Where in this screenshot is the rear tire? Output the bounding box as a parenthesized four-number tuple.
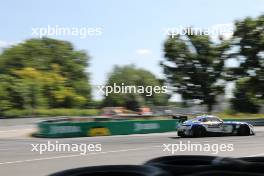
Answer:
(191, 126, 206, 138)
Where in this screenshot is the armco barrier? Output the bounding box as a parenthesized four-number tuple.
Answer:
(34, 119, 180, 138)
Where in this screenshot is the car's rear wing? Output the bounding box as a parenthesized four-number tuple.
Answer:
(172, 115, 188, 123)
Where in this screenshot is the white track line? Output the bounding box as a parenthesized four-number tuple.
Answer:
(0, 129, 21, 133)
(0, 145, 161, 165)
(0, 129, 33, 133)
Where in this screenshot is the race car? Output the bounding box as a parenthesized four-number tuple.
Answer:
(177, 115, 255, 137)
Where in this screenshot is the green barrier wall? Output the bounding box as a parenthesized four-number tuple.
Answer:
(35, 119, 180, 138)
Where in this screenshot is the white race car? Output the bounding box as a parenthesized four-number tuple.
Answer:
(177, 115, 255, 137)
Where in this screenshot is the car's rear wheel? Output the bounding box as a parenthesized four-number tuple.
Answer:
(191, 126, 206, 138)
(238, 125, 250, 136)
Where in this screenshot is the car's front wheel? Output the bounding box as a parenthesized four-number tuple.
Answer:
(178, 131, 185, 137)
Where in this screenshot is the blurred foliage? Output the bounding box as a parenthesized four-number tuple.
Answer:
(0, 14, 263, 116)
(214, 112, 264, 119)
(231, 78, 260, 113)
(0, 38, 91, 115)
(86, 100, 103, 109)
(2, 108, 99, 118)
(162, 14, 264, 113)
(162, 29, 230, 112)
(103, 65, 169, 111)
(228, 14, 264, 112)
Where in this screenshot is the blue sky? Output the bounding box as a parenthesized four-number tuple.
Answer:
(0, 0, 264, 100)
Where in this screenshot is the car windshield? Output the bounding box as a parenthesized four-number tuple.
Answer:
(206, 117, 222, 122)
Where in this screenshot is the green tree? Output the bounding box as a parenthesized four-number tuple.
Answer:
(228, 15, 264, 112)
(0, 38, 91, 110)
(103, 65, 169, 110)
(0, 75, 26, 110)
(231, 78, 260, 113)
(13, 66, 87, 109)
(162, 31, 229, 112)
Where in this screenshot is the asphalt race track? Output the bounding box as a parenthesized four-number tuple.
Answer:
(0, 122, 264, 176)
